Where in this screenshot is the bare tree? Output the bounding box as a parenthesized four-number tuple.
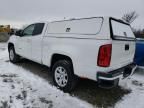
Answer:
(122, 11, 138, 24)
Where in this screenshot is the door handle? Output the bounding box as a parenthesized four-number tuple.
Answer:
(125, 44, 129, 51)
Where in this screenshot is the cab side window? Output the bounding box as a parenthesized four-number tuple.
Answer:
(22, 24, 35, 36)
(33, 23, 45, 36)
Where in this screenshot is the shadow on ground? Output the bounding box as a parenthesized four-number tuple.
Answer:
(72, 80, 130, 108)
(15, 59, 130, 108)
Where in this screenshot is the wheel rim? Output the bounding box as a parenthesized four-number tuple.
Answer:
(10, 49, 14, 61)
(54, 66, 68, 87)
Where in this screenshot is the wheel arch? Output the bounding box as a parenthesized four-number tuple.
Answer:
(50, 53, 74, 72)
(8, 43, 14, 51)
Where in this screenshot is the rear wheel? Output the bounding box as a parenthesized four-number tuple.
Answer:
(52, 60, 78, 92)
(9, 46, 20, 63)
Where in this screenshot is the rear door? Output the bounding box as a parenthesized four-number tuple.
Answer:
(31, 23, 45, 63)
(110, 18, 136, 67)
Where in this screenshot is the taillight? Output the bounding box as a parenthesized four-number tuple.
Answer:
(97, 44, 112, 67)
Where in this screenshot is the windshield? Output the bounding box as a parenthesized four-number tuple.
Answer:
(110, 19, 135, 40)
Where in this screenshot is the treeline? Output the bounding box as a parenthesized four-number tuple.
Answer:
(133, 28, 144, 38)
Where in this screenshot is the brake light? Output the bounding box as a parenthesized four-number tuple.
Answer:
(97, 44, 112, 67)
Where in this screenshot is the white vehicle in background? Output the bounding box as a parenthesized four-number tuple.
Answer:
(8, 17, 137, 92)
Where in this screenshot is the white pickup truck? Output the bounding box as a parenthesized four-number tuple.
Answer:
(8, 17, 137, 92)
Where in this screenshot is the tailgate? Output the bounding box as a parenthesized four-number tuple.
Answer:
(110, 18, 136, 67)
(111, 41, 135, 67)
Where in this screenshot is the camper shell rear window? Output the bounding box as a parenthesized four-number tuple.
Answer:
(110, 18, 136, 41)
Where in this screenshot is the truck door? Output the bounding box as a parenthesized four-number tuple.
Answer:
(17, 24, 35, 59)
(31, 23, 45, 63)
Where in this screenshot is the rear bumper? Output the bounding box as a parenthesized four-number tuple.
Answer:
(97, 63, 137, 86)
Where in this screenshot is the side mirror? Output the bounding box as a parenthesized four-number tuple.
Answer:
(15, 30, 23, 37)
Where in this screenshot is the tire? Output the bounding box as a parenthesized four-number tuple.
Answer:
(9, 46, 20, 63)
(52, 60, 78, 92)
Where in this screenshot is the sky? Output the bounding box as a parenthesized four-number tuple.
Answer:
(0, 0, 143, 29)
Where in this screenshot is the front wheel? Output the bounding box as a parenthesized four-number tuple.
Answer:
(52, 60, 78, 92)
(9, 46, 20, 63)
